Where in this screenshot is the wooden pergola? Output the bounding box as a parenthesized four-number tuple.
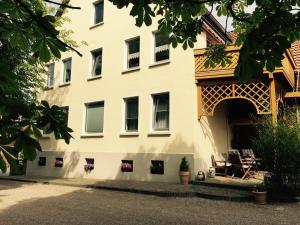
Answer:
(194, 46, 297, 123)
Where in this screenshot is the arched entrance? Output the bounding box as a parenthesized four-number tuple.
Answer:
(197, 81, 272, 117)
(215, 99, 261, 149)
(212, 98, 261, 153)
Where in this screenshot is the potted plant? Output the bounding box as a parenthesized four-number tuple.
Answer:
(179, 157, 189, 185)
(252, 180, 268, 204)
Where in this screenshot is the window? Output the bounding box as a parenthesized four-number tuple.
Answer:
(46, 63, 54, 87)
(121, 160, 133, 172)
(91, 49, 102, 77)
(85, 102, 104, 133)
(150, 160, 164, 174)
(55, 158, 63, 167)
(126, 37, 140, 69)
(63, 58, 72, 83)
(154, 33, 170, 62)
(124, 97, 138, 132)
(153, 93, 169, 130)
(38, 157, 46, 166)
(61, 106, 69, 126)
(94, 1, 104, 24)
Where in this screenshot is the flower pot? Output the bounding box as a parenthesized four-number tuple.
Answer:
(252, 191, 267, 204)
(179, 171, 189, 185)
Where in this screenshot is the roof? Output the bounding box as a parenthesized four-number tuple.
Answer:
(226, 32, 299, 70)
(203, 14, 232, 43)
(291, 40, 300, 70)
(227, 31, 238, 43)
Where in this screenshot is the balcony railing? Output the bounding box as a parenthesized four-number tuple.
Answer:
(194, 46, 295, 88)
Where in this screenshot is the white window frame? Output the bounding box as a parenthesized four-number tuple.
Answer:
(61, 58, 72, 84)
(152, 31, 170, 63)
(61, 106, 69, 126)
(123, 97, 139, 133)
(82, 101, 105, 136)
(125, 36, 140, 70)
(90, 48, 103, 78)
(151, 92, 170, 131)
(46, 63, 55, 87)
(93, 0, 104, 25)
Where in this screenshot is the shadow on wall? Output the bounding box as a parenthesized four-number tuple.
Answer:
(27, 151, 82, 178)
(28, 133, 195, 182)
(196, 101, 229, 172)
(41, 84, 70, 107)
(198, 99, 259, 171)
(30, 84, 76, 178)
(113, 133, 195, 182)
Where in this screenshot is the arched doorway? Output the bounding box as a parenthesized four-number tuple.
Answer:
(214, 98, 260, 151)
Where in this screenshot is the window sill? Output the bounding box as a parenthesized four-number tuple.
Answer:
(43, 86, 54, 91)
(41, 135, 50, 139)
(80, 133, 104, 138)
(89, 22, 104, 30)
(59, 82, 71, 88)
(148, 131, 171, 137)
(122, 67, 140, 74)
(120, 132, 139, 137)
(149, 60, 170, 68)
(87, 75, 102, 81)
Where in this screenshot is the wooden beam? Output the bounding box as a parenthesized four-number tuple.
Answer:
(197, 84, 203, 119)
(269, 76, 277, 124)
(194, 45, 240, 56)
(284, 92, 300, 98)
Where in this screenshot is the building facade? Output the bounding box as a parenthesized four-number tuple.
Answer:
(27, 0, 297, 182)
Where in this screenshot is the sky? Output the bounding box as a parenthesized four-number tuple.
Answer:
(49, 1, 256, 32)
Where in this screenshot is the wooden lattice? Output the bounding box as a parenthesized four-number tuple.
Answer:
(195, 51, 239, 74)
(200, 81, 271, 116)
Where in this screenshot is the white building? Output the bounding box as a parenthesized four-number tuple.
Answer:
(26, 0, 261, 182)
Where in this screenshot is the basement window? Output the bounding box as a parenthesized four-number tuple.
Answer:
(38, 157, 46, 166)
(55, 158, 63, 167)
(150, 160, 164, 175)
(121, 160, 133, 172)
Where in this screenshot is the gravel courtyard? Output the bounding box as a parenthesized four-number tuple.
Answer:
(0, 180, 299, 225)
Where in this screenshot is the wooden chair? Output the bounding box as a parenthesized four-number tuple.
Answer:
(241, 149, 261, 173)
(241, 149, 255, 159)
(211, 155, 231, 176)
(228, 149, 253, 179)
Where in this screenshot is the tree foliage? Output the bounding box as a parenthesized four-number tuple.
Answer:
(0, 0, 78, 173)
(109, 0, 300, 81)
(253, 110, 300, 194)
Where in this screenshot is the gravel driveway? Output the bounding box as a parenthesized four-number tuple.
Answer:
(0, 180, 299, 225)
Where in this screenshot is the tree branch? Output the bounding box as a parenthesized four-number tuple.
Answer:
(227, 0, 252, 24)
(0, 146, 17, 160)
(43, 0, 81, 10)
(15, 0, 82, 57)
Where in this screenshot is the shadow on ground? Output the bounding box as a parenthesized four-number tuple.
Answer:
(0, 184, 300, 225)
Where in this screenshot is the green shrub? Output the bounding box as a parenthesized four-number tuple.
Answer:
(253, 109, 300, 196)
(179, 157, 189, 172)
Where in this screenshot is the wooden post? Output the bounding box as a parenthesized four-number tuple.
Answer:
(269, 74, 277, 124)
(197, 83, 202, 119)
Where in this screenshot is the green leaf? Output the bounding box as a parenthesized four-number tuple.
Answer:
(0, 155, 7, 173)
(32, 125, 42, 139)
(23, 144, 37, 161)
(39, 40, 51, 62)
(135, 15, 143, 27)
(47, 38, 61, 58)
(144, 13, 152, 26)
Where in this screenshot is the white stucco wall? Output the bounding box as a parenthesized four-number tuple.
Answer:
(26, 0, 229, 182)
